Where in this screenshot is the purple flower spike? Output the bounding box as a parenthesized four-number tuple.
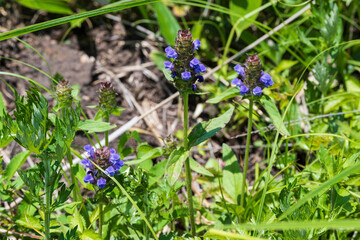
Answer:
(253, 86, 263, 95)
(260, 73, 273, 87)
(232, 78, 243, 87)
(192, 84, 197, 91)
(165, 46, 178, 59)
(239, 85, 249, 95)
(196, 75, 204, 82)
(164, 61, 174, 71)
(234, 64, 245, 78)
(190, 58, 200, 68)
(105, 166, 115, 176)
(97, 178, 106, 189)
(181, 71, 191, 80)
(193, 39, 201, 51)
(84, 174, 94, 184)
(81, 159, 93, 169)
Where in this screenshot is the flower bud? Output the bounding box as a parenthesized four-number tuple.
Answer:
(55, 80, 73, 108)
(98, 81, 117, 114)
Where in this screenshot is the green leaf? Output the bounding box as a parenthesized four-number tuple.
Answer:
(16, 0, 73, 15)
(260, 98, 290, 136)
(16, 216, 42, 230)
(0, 0, 160, 41)
(78, 120, 116, 133)
(205, 228, 264, 240)
(149, 160, 167, 186)
(222, 144, 242, 204)
(207, 87, 239, 104)
(0, 92, 6, 118)
(166, 150, 189, 186)
(80, 230, 101, 240)
(73, 164, 94, 191)
(189, 158, 214, 177)
(153, 2, 181, 45)
(279, 161, 360, 220)
(229, 0, 262, 38)
(224, 219, 360, 231)
(188, 106, 234, 147)
(3, 150, 31, 181)
(125, 147, 162, 165)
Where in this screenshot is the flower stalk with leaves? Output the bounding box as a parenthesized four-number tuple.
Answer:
(163, 29, 206, 236)
(231, 53, 273, 215)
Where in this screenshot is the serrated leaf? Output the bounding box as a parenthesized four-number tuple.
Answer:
(16, 216, 42, 230)
(153, 2, 180, 45)
(3, 150, 31, 181)
(78, 120, 116, 133)
(189, 158, 214, 177)
(166, 150, 189, 186)
(230, 0, 262, 38)
(260, 98, 290, 136)
(188, 106, 234, 147)
(207, 87, 239, 104)
(222, 144, 242, 204)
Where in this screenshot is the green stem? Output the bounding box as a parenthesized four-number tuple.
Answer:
(105, 115, 110, 147)
(183, 92, 196, 236)
(44, 158, 51, 240)
(240, 98, 254, 215)
(99, 203, 103, 237)
(145, 191, 149, 240)
(67, 151, 80, 201)
(256, 131, 280, 224)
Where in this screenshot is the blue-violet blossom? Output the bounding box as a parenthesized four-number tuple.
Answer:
(81, 145, 124, 189)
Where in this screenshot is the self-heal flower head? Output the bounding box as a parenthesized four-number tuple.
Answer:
(232, 78, 243, 87)
(98, 81, 117, 114)
(253, 86, 262, 96)
(190, 58, 200, 68)
(97, 178, 106, 189)
(81, 145, 123, 189)
(165, 46, 178, 59)
(182, 71, 191, 80)
(234, 65, 245, 79)
(239, 85, 249, 95)
(164, 61, 174, 71)
(193, 39, 201, 50)
(162, 29, 205, 93)
(260, 73, 273, 87)
(233, 53, 273, 97)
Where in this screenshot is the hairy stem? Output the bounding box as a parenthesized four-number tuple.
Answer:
(183, 92, 196, 236)
(240, 98, 254, 215)
(99, 203, 103, 237)
(44, 158, 51, 240)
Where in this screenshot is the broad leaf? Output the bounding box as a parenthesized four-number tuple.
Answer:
(16, 0, 73, 15)
(189, 158, 214, 177)
(3, 150, 31, 181)
(207, 87, 240, 104)
(78, 120, 116, 133)
(166, 150, 189, 186)
(188, 106, 234, 147)
(153, 2, 181, 45)
(261, 98, 290, 136)
(222, 144, 242, 204)
(125, 147, 162, 165)
(229, 0, 262, 38)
